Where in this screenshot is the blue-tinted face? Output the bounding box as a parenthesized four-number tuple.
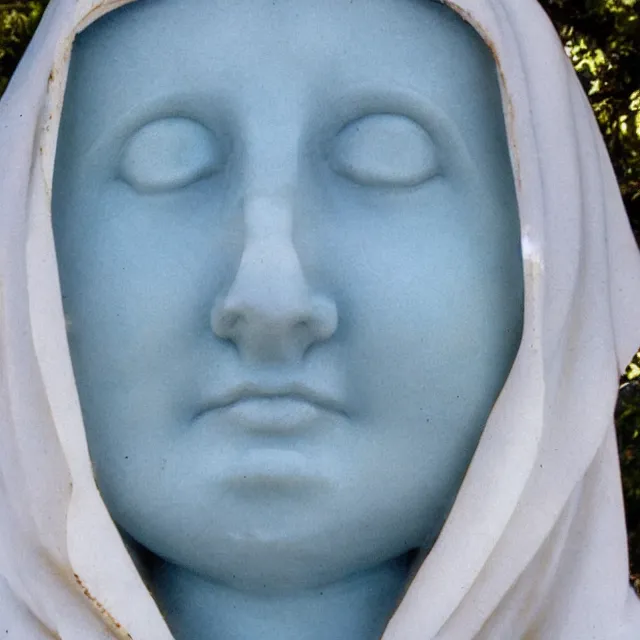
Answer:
(53, 0, 523, 592)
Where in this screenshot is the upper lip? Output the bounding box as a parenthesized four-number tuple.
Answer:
(201, 382, 346, 416)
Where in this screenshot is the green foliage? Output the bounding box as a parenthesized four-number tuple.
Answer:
(0, 1, 47, 95)
(2, 0, 640, 591)
(540, 0, 640, 227)
(617, 365, 640, 591)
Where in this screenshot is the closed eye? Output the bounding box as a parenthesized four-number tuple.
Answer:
(118, 117, 226, 194)
(329, 113, 440, 188)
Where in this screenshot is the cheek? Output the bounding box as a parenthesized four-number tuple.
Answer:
(337, 215, 516, 374)
(54, 197, 220, 469)
(58, 186, 231, 359)
(337, 193, 522, 469)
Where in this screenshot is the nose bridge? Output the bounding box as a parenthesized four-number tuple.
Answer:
(244, 108, 300, 195)
(230, 110, 307, 318)
(238, 192, 306, 308)
(244, 193, 295, 254)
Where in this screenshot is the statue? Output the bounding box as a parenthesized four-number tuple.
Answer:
(0, 0, 639, 638)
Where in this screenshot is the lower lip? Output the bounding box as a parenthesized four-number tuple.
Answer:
(222, 397, 327, 430)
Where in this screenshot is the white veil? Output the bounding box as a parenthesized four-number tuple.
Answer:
(0, 0, 639, 637)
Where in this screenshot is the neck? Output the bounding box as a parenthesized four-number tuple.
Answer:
(148, 554, 411, 640)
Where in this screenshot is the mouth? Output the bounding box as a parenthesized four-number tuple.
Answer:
(199, 383, 346, 431)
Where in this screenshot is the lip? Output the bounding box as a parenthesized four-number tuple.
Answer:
(225, 396, 327, 429)
(198, 382, 346, 430)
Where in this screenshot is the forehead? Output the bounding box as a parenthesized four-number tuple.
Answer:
(77, 0, 479, 56)
(68, 0, 497, 116)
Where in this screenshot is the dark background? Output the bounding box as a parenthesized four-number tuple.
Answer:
(2, 0, 640, 590)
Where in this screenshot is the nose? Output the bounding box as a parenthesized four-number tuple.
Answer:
(211, 194, 337, 363)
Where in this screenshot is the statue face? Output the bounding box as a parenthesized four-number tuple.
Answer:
(53, 0, 523, 591)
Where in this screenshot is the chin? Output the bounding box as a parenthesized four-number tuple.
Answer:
(208, 524, 424, 595)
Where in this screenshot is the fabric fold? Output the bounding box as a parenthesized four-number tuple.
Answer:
(0, 0, 638, 637)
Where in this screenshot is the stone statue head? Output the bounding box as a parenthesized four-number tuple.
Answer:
(52, 0, 524, 636)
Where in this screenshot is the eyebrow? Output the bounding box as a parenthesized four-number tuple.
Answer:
(76, 82, 475, 179)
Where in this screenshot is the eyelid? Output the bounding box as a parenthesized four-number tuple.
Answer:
(329, 113, 440, 188)
(118, 116, 225, 194)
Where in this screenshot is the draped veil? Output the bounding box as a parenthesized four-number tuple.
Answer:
(1, 0, 639, 637)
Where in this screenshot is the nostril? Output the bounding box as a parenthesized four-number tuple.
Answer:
(211, 300, 242, 339)
(310, 296, 339, 342)
(292, 319, 309, 334)
(211, 292, 338, 355)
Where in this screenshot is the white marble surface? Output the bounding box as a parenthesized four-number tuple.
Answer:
(0, 0, 639, 637)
